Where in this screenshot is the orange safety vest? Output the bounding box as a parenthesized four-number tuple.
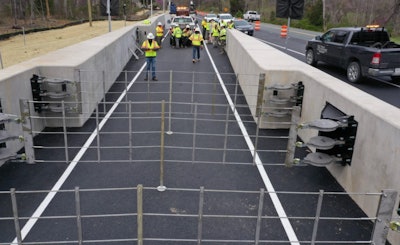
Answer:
(141, 40, 160, 57)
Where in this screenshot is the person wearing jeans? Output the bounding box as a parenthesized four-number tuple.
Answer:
(141, 32, 160, 81)
(189, 27, 204, 63)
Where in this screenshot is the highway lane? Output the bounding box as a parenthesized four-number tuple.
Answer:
(253, 22, 400, 108)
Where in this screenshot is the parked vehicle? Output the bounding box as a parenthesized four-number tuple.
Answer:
(176, 6, 189, 16)
(170, 16, 197, 30)
(305, 26, 400, 83)
(217, 13, 234, 25)
(203, 13, 218, 23)
(243, 11, 260, 22)
(233, 19, 254, 36)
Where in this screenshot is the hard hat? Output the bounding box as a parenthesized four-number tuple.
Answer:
(158, 22, 162, 25)
(195, 27, 200, 32)
(186, 25, 190, 28)
(220, 23, 225, 27)
(147, 33, 155, 39)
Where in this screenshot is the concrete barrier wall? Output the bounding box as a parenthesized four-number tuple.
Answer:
(0, 15, 165, 166)
(226, 29, 400, 244)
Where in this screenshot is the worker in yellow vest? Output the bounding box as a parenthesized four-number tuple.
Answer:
(189, 27, 204, 63)
(155, 22, 164, 48)
(205, 19, 213, 43)
(211, 21, 220, 48)
(227, 20, 234, 29)
(141, 33, 160, 81)
(182, 25, 192, 48)
(173, 24, 183, 48)
(201, 18, 207, 37)
(219, 24, 227, 54)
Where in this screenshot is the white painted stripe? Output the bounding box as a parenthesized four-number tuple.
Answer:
(256, 37, 305, 56)
(10, 63, 147, 245)
(204, 45, 300, 245)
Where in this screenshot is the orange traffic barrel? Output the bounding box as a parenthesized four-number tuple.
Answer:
(280, 25, 287, 38)
(254, 20, 261, 31)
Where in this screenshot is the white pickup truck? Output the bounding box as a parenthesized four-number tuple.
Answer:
(243, 11, 260, 22)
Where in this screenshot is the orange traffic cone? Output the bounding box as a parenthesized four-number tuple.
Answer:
(280, 25, 288, 38)
(255, 20, 261, 31)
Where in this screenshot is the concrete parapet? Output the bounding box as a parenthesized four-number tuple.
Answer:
(226, 29, 400, 244)
(0, 15, 165, 166)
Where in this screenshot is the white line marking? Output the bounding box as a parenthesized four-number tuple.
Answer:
(204, 45, 300, 245)
(10, 63, 147, 245)
(256, 37, 305, 56)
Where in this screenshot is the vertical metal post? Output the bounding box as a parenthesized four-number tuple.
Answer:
(253, 114, 261, 165)
(0, 50, 3, 69)
(255, 73, 265, 117)
(311, 190, 324, 245)
(255, 188, 265, 245)
(197, 186, 205, 245)
(212, 74, 217, 115)
(124, 70, 129, 111)
(157, 101, 167, 192)
(96, 105, 101, 164)
(233, 74, 239, 108)
(284, 106, 301, 167)
(107, 0, 112, 32)
(75, 187, 83, 245)
(10, 188, 22, 245)
(222, 105, 230, 164)
(61, 101, 69, 164)
(129, 101, 133, 162)
(19, 99, 35, 164)
(167, 70, 173, 135)
(192, 103, 198, 164)
(371, 189, 398, 245)
(191, 71, 195, 113)
(137, 184, 143, 245)
(102, 70, 107, 114)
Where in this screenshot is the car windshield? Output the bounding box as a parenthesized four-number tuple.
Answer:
(173, 18, 193, 24)
(234, 20, 248, 26)
(219, 15, 233, 20)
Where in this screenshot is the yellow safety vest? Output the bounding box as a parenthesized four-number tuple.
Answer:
(156, 26, 163, 37)
(173, 27, 182, 38)
(212, 23, 219, 37)
(141, 40, 160, 57)
(219, 28, 227, 40)
(189, 33, 203, 46)
(201, 19, 207, 28)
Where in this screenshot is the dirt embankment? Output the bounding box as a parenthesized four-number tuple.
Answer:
(0, 20, 141, 68)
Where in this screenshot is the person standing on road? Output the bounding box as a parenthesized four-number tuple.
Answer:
(173, 24, 183, 48)
(201, 18, 207, 37)
(155, 22, 164, 48)
(219, 24, 227, 54)
(141, 33, 160, 81)
(211, 21, 220, 48)
(189, 27, 204, 63)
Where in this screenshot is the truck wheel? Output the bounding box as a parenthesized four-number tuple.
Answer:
(347, 61, 362, 83)
(305, 49, 317, 66)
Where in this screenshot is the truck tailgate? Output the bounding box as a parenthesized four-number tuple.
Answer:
(381, 49, 400, 68)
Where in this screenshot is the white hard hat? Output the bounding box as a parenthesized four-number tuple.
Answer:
(147, 33, 155, 39)
(220, 24, 225, 27)
(186, 25, 190, 28)
(158, 22, 162, 25)
(195, 27, 200, 32)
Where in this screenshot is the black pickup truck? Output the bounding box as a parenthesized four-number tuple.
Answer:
(305, 27, 400, 83)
